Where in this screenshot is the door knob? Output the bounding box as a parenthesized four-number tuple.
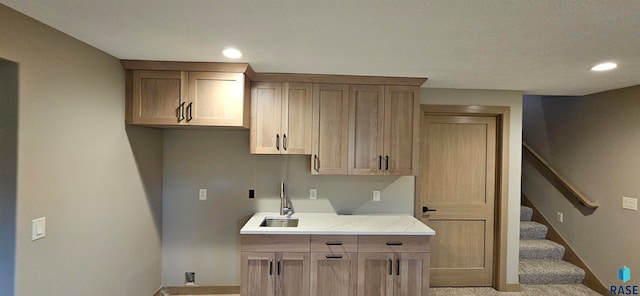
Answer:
(422, 206, 437, 213)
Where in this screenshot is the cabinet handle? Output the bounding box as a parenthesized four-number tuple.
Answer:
(277, 258, 281, 276)
(283, 134, 287, 151)
(388, 259, 393, 275)
(325, 242, 343, 246)
(186, 102, 193, 122)
(177, 102, 185, 122)
(325, 255, 343, 259)
(276, 134, 280, 151)
(386, 242, 403, 246)
(385, 156, 389, 171)
(269, 259, 273, 276)
(397, 259, 400, 276)
(379, 155, 382, 170)
(314, 155, 320, 172)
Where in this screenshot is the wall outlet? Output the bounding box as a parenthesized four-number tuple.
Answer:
(556, 212, 564, 223)
(249, 189, 255, 199)
(373, 190, 381, 201)
(623, 196, 638, 211)
(199, 189, 207, 201)
(309, 188, 317, 200)
(32, 217, 46, 241)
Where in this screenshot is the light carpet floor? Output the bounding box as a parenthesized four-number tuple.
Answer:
(173, 284, 602, 296)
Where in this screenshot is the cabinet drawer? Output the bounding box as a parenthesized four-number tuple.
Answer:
(241, 234, 310, 252)
(311, 235, 358, 253)
(357, 235, 430, 253)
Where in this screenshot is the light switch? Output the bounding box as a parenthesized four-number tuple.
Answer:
(373, 191, 381, 201)
(32, 217, 46, 241)
(623, 196, 638, 211)
(199, 189, 207, 201)
(556, 212, 564, 223)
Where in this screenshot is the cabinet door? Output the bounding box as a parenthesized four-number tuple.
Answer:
(310, 253, 357, 296)
(357, 253, 394, 296)
(394, 253, 430, 296)
(282, 83, 313, 154)
(251, 82, 283, 154)
(383, 86, 420, 175)
(131, 70, 187, 125)
(311, 84, 349, 174)
(187, 72, 248, 127)
(277, 253, 310, 296)
(241, 252, 276, 296)
(348, 85, 385, 175)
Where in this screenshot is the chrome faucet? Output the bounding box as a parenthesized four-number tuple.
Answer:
(280, 182, 293, 216)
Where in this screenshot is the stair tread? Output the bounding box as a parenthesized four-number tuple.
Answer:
(520, 221, 548, 239)
(521, 206, 533, 221)
(520, 239, 565, 260)
(519, 259, 585, 285)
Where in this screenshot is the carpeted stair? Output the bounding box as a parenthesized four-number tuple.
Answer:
(519, 206, 586, 285)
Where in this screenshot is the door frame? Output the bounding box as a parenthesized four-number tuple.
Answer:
(415, 105, 516, 292)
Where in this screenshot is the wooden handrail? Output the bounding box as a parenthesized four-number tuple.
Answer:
(523, 142, 599, 209)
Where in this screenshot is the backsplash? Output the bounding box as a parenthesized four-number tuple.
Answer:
(161, 129, 414, 286)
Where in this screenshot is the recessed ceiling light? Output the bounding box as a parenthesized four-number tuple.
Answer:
(222, 48, 243, 59)
(591, 62, 617, 72)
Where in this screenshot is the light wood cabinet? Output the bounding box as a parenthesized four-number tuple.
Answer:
(311, 84, 350, 174)
(348, 85, 420, 176)
(251, 82, 313, 154)
(357, 235, 430, 296)
(124, 61, 250, 128)
(310, 253, 358, 296)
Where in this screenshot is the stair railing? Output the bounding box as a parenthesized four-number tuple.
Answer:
(523, 142, 599, 209)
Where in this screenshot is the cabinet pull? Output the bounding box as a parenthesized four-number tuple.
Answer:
(388, 259, 393, 275)
(283, 134, 287, 151)
(397, 259, 400, 275)
(269, 259, 273, 276)
(186, 102, 193, 122)
(314, 155, 320, 172)
(276, 134, 280, 151)
(177, 102, 185, 122)
(386, 242, 403, 246)
(325, 255, 343, 259)
(385, 156, 389, 171)
(379, 155, 382, 170)
(325, 242, 343, 246)
(277, 258, 281, 276)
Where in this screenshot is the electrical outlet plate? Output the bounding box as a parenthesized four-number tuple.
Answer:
(623, 196, 638, 211)
(32, 217, 46, 241)
(199, 189, 207, 200)
(309, 189, 317, 200)
(373, 191, 381, 201)
(556, 212, 564, 223)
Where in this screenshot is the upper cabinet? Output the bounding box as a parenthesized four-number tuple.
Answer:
(123, 61, 251, 128)
(311, 84, 350, 175)
(251, 82, 313, 154)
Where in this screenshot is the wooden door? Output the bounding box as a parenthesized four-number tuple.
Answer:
(251, 82, 283, 154)
(241, 252, 276, 296)
(418, 115, 496, 286)
(131, 70, 187, 125)
(384, 86, 420, 175)
(348, 85, 385, 175)
(187, 72, 247, 127)
(311, 84, 349, 175)
(394, 253, 430, 296)
(310, 253, 357, 296)
(282, 83, 313, 154)
(357, 253, 394, 296)
(277, 253, 310, 296)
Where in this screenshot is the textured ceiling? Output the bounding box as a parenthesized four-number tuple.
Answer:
(2, 0, 640, 95)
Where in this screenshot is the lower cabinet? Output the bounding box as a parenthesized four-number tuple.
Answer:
(241, 234, 430, 296)
(357, 252, 430, 296)
(241, 252, 310, 296)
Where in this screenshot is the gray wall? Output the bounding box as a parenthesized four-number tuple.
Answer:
(522, 87, 640, 286)
(421, 88, 523, 285)
(162, 129, 414, 285)
(0, 4, 164, 296)
(0, 59, 18, 296)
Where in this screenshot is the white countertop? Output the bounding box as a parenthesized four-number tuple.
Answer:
(240, 212, 436, 235)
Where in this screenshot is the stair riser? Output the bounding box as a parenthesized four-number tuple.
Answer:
(520, 229, 548, 240)
(519, 274, 584, 285)
(521, 206, 533, 221)
(520, 248, 564, 260)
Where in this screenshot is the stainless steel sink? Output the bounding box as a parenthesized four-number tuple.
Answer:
(260, 217, 299, 227)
